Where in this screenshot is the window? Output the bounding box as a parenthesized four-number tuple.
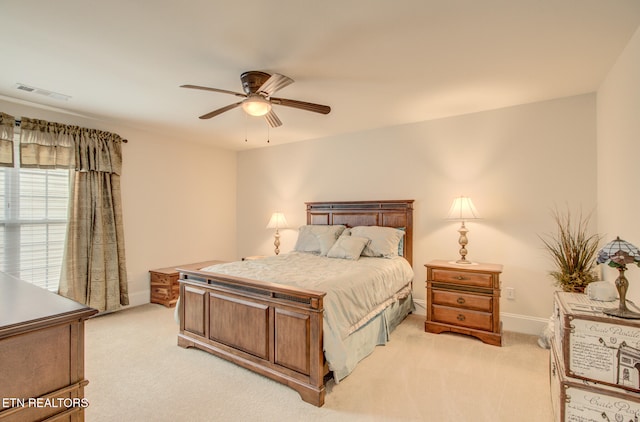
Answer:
(0, 125, 69, 291)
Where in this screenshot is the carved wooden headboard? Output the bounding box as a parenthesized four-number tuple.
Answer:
(305, 200, 414, 266)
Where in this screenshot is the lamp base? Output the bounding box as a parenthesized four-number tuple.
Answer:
(603, 307, 640, 319)
(455, 222, 471, 264)
(448, 260, 479, 266)
(273, 229, 281, 256)
(604, 268, 640, 319)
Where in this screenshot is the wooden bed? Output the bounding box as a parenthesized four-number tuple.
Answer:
(177, 200, 414, 406)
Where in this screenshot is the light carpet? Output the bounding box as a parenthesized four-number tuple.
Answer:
(84, 304, 553, 421)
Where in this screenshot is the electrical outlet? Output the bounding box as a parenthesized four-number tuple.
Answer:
(505, 287, 516, 300)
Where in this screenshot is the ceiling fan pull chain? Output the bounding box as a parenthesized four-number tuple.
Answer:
(267, 124, 270, 144)
(244, 113, 248, 142)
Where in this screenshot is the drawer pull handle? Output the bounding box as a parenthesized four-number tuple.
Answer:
(457, 314, 466, 321)
(454, 276, 468, 281)
(457, 297, 465, 304)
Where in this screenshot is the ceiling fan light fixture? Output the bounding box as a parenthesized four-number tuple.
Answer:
(181, 71, 330, 127)
(242, 95, 271, 116)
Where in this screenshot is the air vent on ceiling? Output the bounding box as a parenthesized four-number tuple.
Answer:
(15, 83, 71, 101)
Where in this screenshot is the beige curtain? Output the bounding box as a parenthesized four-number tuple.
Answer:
(60, 131, 129, 311)
(0, 112, 15, 167)
(19, 118, 75, 168)
(20, 117, 129, 311)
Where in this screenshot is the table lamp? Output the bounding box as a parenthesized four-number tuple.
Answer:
(447, 196, 480, 264)
(266, 212, 288, 255)
(596, 236, 640, 319)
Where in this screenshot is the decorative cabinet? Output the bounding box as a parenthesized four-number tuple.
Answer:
(550, 292, 640, 421)
(425, 260, 502, 346)
(150, 266, 181, 307)
(150, 260, 225, 307)
(0, 274, 97, 421)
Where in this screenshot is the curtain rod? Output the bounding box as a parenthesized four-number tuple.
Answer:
(14, 119, 128, 143)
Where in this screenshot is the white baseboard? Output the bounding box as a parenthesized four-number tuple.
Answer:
(413, 298, 427, 315)
(124, 289, 150, 308)
(411, 299, 548, 336)
(500, 312, 549, 336)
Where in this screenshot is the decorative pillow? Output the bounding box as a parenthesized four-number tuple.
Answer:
(397, 227, 406, 257)
(294, 225, 346, 254)
(326, 236, 370, 260)
(315, 231, 341, 256)
(350, 226, 405, 258)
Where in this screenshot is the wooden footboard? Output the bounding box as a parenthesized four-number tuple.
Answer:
(177, 268, 327, 406)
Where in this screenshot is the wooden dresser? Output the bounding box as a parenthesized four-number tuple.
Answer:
(150, 260, 225, 307)
(0, 273, 97, 422)
(425, 260, 503, 346)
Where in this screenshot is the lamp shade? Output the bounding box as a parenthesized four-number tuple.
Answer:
(242, 95, 272, 117)
(597, 236, 640, 269)
(447, 196, 480, 221)
(266, 212, 288, 229)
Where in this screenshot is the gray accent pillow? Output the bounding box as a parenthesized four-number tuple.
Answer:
(326, 236, 370, 260)
(350, 226, 405, 258)
(294, 225, 346, 254)
(315, 231, 340, 256)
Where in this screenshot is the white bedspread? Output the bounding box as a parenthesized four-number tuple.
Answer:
(200, 251, 414, 379)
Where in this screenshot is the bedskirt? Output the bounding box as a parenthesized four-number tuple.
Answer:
(331, 290, 414, 381)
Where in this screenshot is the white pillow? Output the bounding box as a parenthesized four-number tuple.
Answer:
(294, 225, 346, 254)
(315, 231, 340, 256)
(326, 236, 370, 260)
(350, 226, 405, 258)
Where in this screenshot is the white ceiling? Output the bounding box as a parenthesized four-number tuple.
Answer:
(1, 0, 639, 151)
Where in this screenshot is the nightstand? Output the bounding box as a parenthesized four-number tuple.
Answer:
(150, 260, 224, 307)
(425, 259, 503, 346)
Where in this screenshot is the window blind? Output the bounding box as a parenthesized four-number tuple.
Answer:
(0, 124, 69, 291)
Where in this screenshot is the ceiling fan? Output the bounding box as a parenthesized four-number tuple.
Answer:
(181, 71, 331, 128)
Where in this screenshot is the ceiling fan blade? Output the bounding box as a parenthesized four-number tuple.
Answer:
(270, 97, 331, 114)
(257, 74, 294, 97)
(181, 84, 246, 98)
(199, 102, 243, 119)
(264, 109, 282, 128)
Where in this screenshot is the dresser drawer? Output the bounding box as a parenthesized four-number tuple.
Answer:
(432, 290, 492, 312)
(431, 268, 493, 288)
(431, 305, 493, 331)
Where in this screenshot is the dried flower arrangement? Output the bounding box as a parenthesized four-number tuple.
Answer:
(540, 207, 601, 293)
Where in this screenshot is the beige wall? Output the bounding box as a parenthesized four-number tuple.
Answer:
(0, 99, 237, 306)
(237, 94, 597, 333)
(9, 40, 634, 333)
(4, 22, 637, 332)
(597, 27, 640, 301)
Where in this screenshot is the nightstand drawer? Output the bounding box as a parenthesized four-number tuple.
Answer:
(151, 273, 176, 286)
(432, 290, 492, 312)
(425, 260, 503, 346)
(431, 268, 493, 288)
(150, 260, 225, 308)
(151, 285, 172, 299)
(432, 305, 493, 331)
